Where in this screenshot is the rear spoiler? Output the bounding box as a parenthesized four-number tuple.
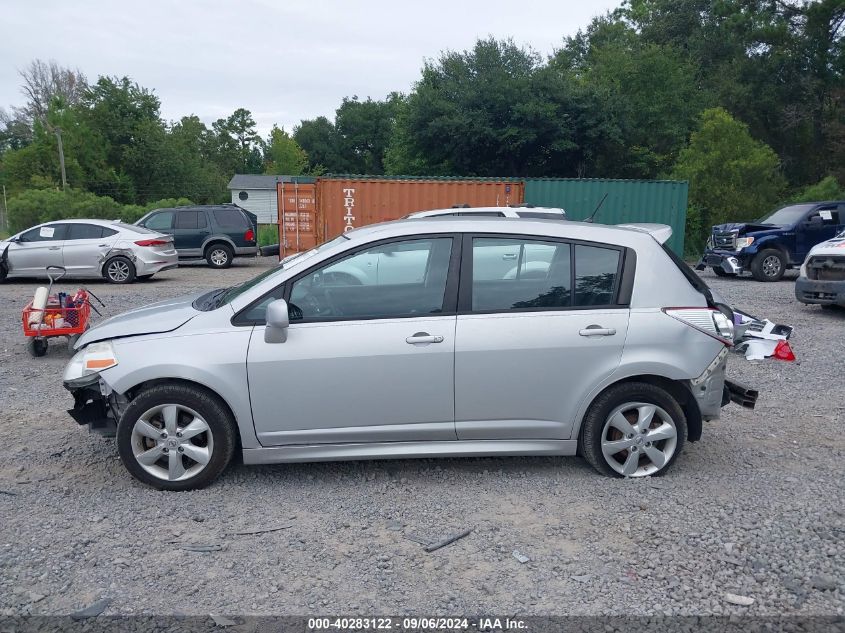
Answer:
(616, 223, 673, 245)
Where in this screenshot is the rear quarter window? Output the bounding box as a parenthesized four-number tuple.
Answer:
(213, 209, 249, 228)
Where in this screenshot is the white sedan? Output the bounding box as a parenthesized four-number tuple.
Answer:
(0, 219, 178, 284)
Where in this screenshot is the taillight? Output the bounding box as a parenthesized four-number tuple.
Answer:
(244, 229, 255, 242)
(134, 239, 170, 247)
(663, 307, 734, 346)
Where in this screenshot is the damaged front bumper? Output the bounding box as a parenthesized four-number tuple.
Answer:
(696, 250, 745, 274)
(64, 375, 126, 437)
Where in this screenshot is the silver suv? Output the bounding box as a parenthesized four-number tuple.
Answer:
(63, 216, 755, 490)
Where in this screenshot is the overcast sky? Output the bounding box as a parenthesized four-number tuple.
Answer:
(2, 0, 619, 137)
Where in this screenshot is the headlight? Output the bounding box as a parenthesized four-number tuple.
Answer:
(63, 341, 119, 382)
(736, 237, 755, 249)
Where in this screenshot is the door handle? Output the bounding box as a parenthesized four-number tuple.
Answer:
(502, 253, 518, 260)
(406, 332, 444, 345)
(48, 246, 61, 251)
(579, 326, 617, 337)
(98, 244, 109, 247)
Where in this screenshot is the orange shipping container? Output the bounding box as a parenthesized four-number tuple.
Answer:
(276, 181, 319, 258)
(318, 178, 524, 240)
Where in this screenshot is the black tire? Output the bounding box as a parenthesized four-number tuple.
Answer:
(103, 256, 136, 284)
(205, 243, 234, 269)
(750, 249, 786, 282)
(27, 337, 48, 357)
(0, 264, 7, 282)
(712, 267, 735, 277)
(117, 383, 237, 491)
(579, 382, 687, 478)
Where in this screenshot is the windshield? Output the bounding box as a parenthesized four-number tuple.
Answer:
(214, 234, 351, 308)
(757, 204, 814, 226)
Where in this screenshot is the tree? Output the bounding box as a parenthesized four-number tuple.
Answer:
(390, 37, 596, 176)
(554, 15, 706, 177)
(17, 59, 88, 124)
(294, 116, 343, 173)
(672, 108, 786, 253)
(334, 95, 402, 173)
(212, 108, 264, 174)
(264, 126, 308, 175)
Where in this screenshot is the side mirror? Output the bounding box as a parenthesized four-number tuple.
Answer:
(264, 299, 290, 344)
(806, 215, 823, 226)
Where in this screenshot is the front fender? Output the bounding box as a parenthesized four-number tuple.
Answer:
(102, 328, 261, 448)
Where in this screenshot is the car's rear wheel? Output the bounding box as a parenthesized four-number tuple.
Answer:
(116, 384, 236, 490)
(580, 382, 687, 478)
(104, 256, 136, 284)
(206, 244, 233, 269)
(712, 267, 735, 277)
(750, 249, 786, 282)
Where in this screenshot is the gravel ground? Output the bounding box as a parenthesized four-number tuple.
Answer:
(0, 260, 843, 617)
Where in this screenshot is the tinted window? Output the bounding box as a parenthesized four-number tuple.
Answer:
(144, 211, 173, 231)
(213, 209, 248, 228)
(101, 227, 118, 237)
(471, 238, 571, 311)
(20, 224, 68, 242)
(814, 206, 840, 224)
(175, 210, 207, 229)
(574, 245, 620, 306)
(289, 238, 452, 321)
(67, 224, 104, 240)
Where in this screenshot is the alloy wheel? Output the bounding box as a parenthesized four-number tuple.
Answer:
(762, 255, 782, 278)
(601, 402, 678, 477)
(210, 249, 229, 266)
(107, 260, 131, 282)
(130, 404, 214, 482)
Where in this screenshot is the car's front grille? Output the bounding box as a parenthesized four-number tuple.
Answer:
(713, 233, 736, 250)
(807, 255, 845, 281)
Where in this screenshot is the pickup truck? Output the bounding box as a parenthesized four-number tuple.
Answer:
(696, 201, 845, 281)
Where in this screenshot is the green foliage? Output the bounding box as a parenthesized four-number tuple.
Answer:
(264, 126, 307, 175)
(672, 108, 786, 253)
(791, 176, 845, 202)
(6, 188, 193, 233)
(257, 224, 279, 247)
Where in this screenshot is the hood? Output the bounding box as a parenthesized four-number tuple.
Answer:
(807, 233, 845, 258)
(75, 292, 203, 349)
(712, 222, 781, 235)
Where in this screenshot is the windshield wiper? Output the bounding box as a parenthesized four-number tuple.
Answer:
(199, 287, 228, 311)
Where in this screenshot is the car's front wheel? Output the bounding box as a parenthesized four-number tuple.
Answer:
(117, 384, 236, 490)
(750, 249, 786, 282)
(580, 382, 687, 478)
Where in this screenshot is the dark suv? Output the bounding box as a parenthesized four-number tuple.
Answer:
(136, 205, 258, 268)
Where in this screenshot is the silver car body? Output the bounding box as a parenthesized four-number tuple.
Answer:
(65, 217, 736, 470)
(1, 219, 177, 280)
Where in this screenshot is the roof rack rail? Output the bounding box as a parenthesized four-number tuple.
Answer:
(508, 203, 535, 208)
(450, 203, 471, 208)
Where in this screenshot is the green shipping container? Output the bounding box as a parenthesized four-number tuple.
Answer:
(524, 178, 689, 255)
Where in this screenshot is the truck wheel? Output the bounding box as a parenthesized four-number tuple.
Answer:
(712, 267, 735, 277)
(750, 249, 786, 282)
(206, 244, 233, 269)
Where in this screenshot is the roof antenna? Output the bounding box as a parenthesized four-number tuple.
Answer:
(584, 193, 608, 223)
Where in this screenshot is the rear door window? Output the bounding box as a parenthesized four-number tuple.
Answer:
(67, 224, 105, 240)
(175, 210, 208, 229)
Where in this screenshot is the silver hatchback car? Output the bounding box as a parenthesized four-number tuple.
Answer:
(63, 217, 756, 490)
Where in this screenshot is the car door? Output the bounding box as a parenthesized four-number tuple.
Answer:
(245, 236, 459, 446)
(173, 209, 209, 254)
(796, 205, 841, 259)
(62, 223, 120, 276)
(454, 235, 630, 441)
(6, 224, 68, 277)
